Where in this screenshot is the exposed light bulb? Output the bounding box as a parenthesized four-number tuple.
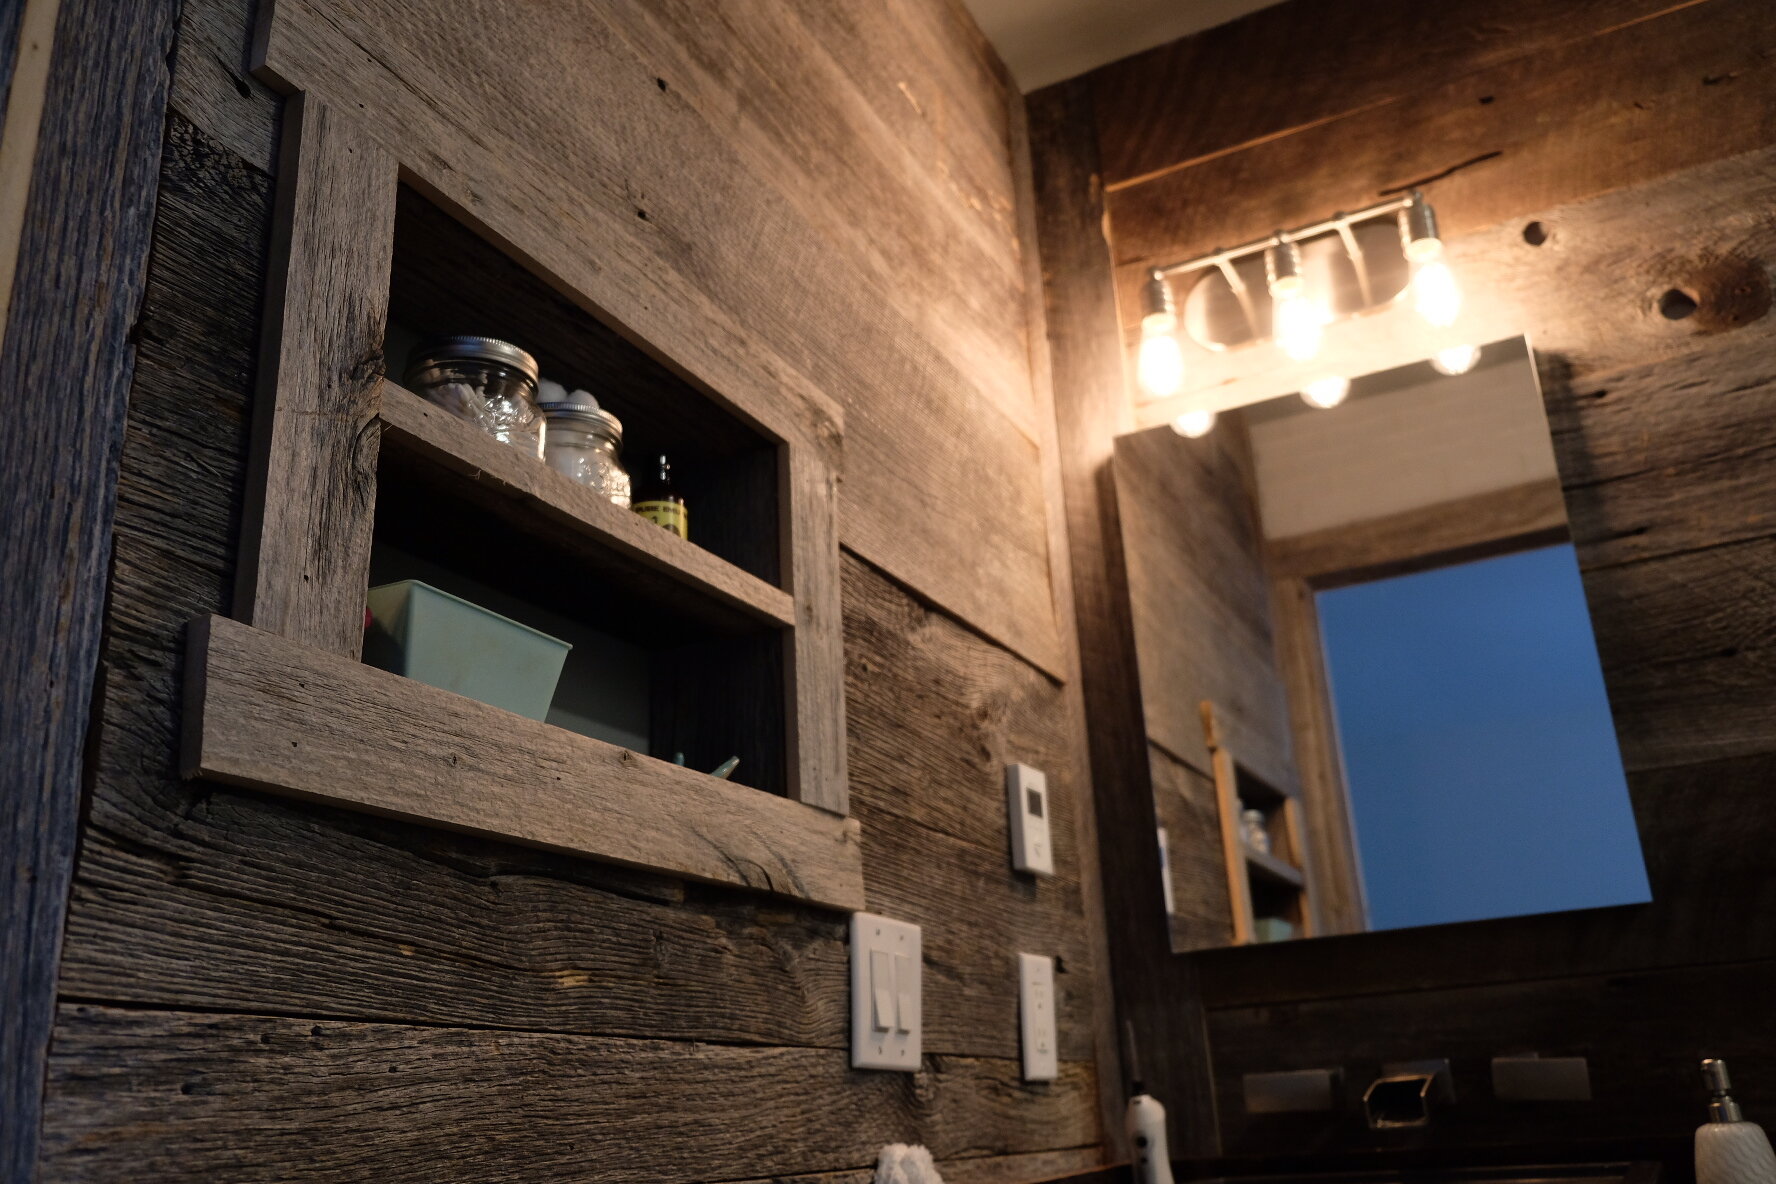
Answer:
(1272, 289, 1325, 362)
(1137, 311, 1185, 396)
(1411, 256, 1462, 328)
(1172, 407, 1216, 438)
(1431, 343, 1481, 375)
(1301, 375, 1350, 409)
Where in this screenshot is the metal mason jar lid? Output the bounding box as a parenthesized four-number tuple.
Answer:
(406, 336, 539, 384)
(539, 389, 623, 443)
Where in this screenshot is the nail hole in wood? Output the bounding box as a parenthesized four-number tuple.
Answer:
(1522, 221, 1549, 247)
(1659, 288, 1699, 320)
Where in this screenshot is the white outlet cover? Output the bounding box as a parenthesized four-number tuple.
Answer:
(1018, 952, 1058, 1081)
(851, 912, 922, 1071)
(1006, 763, 1054, 876)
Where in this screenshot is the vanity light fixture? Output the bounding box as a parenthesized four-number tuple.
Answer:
(1137, 190, 1466, 435)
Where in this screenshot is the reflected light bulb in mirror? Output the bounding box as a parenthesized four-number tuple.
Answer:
(1410, 250, 1462, 328)
(1172, 407, 1216, 438)
(1271, 287, 1324, 362)
(1301, 375, 1350, 409)
(1137, 311, 1185, 396)
(1431, 343, 1481, 375)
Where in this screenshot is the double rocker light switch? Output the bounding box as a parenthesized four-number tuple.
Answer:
(851, 912, 921, 1071)
(1006, 763, 1054, 876)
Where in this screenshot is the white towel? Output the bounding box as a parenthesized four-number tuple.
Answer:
(875, 1143, 944, 1184)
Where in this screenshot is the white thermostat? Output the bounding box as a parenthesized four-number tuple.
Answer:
(1006, 763, 1054, 876)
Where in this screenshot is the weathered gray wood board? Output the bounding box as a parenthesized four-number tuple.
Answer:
(41, 1006, 1100, 1183)
(0, 0, 178, 1177)
(1206, 958, 1776, 1153)
(41, 12, 1111, 1158)
(250, 0, 1066, 679)
(1104, 0, 1776, 284)
(1085, 0, 1690, 188)
(1113, 421, 1295, 795)
(1265, 478, 1570, 587)
(183, 614, 866, 912)
(234, 93, 395, 658)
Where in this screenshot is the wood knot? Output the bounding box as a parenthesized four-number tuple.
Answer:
(1664, 256, 1771, 333)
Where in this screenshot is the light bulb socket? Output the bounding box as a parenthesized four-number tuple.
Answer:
(1401, 191, 1443, 261)
(1141, 269, 1176, 320)
(1265, 238, 1304, 296)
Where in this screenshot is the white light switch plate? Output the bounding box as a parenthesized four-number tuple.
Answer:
(1018, 952, 1058, 1081)
(1006, 763, 1054, 876)
(851, 912, 921, 1071)
(1156, 826, 1176, 916)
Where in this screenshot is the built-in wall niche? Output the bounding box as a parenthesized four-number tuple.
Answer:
(185, 96, 857, 913)
(1235, 766, 1311, 943)
(384, 184, 781, 586)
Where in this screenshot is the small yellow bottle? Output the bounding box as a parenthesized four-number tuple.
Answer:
(632, 453, 688, 541)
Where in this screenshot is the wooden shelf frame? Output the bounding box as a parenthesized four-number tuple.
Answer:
(194, 92, 856, 909)
(1202, 701, 1320, 944)
(1243, 845, 1305, 889)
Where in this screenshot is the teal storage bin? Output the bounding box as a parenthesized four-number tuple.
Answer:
(364, 580, 571, 720)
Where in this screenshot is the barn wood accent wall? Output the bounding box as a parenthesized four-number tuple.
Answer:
(0, 0, 177, 1177)
(1049, 0, 1776, 1157)
(33, 0, 1114, 1179)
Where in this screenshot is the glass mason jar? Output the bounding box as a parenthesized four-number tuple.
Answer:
(405, 336, 544, 458)
(540, 390, 631, 506)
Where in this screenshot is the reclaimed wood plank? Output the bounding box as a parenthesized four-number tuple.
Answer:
(1086, 0, 1692, 188)
(1152, 745, 1235, 954)
(182, 614, 866, 912)
(377, 381, 796, 632)
(0, 0, 178, 1174)
(1267, 578, 1367, 936)
(1265, 479, 1570, 586)
(40, 1006, 1101, 1183)
(1114, 422, 1295, 793)
(1105, 0, 1776, 273)
(786, 443, 849, 814)
(235, 93, 396, 657)
(1547, 327, 1776, 570)
(1205, 959, 1776, 1155)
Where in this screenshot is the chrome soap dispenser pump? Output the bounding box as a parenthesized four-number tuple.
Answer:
(1698, 1059, 1776, 1184)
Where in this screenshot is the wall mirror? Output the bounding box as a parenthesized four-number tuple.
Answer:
(1115, 337, 1652, 951)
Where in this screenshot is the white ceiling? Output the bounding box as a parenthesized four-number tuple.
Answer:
(963, 0, 1286, 92)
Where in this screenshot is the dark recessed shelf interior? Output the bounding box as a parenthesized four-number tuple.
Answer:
(369, 185, 795, 798)
(369, 456, 788, 798)
(384, 183, 781, 588)
(1236, 764, 1307, 932)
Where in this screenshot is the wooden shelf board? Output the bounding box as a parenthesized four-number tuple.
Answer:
(376, 381, 795, 634)
(1244, 845, 1305, 889)
(182, 615, 864, 912)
